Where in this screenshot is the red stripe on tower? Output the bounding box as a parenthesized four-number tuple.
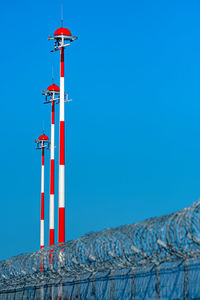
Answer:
(59, 121, 65, 165)
(50, 159, 55, 195)
(42, 147, 44, 166)
(61, 47, 64, 77)
(59, 207, 65, 244)
(41, 193, 44, 220)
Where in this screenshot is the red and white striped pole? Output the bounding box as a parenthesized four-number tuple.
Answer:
(41, 146, 45, 249)
(50, 98, 55, 245)
(43, 84, 60, 246)
(48, 27, 77, 245)
(59, 46, 65, 244)
(35, 134, 49, 249)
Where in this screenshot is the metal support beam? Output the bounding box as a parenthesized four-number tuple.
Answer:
(155, 265, 160, 300)
(184, 260, 189, 300)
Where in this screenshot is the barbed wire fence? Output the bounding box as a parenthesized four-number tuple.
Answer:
(0, 201, 200, 299)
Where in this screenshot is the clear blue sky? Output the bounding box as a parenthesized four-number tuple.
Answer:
(1, 0, 200, 260)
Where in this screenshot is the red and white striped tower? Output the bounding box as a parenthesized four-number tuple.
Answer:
(35, 134, 50, 248)
(48, 27, 77, 244)
(42, 84, 60, 246)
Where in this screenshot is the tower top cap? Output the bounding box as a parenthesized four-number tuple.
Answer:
(38, 134, 49, 141)
(47, 84, 60, 92)
(54, 27, 72, 36)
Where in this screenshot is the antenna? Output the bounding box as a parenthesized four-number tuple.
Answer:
(52, 66, 54, 84)
(42, 120, 45, 134)
(61, 4, 63, 27)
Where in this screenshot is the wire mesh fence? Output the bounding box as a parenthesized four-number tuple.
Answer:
(1, 259, 200, 299)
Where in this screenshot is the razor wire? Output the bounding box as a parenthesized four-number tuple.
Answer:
(0, 201, 200, 291)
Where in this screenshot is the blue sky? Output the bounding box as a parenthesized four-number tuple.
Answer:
(1, 0, 200, 260)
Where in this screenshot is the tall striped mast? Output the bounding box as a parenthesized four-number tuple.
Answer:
(35, 134, 50, 248)
(48, 24, 77, 244)
(42, 83, 60, 246)
(41, 146, 45, 249)
(59, 44, 65, 244)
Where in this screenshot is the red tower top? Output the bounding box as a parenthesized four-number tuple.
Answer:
(54, 27, 72, 36)
(38, 134, 49, 141)
(47, 84, 60, 92)
(48, 26, 77, 50)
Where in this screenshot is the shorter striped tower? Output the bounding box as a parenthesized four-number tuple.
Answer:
(35, 134, 50, 249)
(43, 84, 60, 246)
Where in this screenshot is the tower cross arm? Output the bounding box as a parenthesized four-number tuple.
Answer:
(48, 35, 78, 41)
